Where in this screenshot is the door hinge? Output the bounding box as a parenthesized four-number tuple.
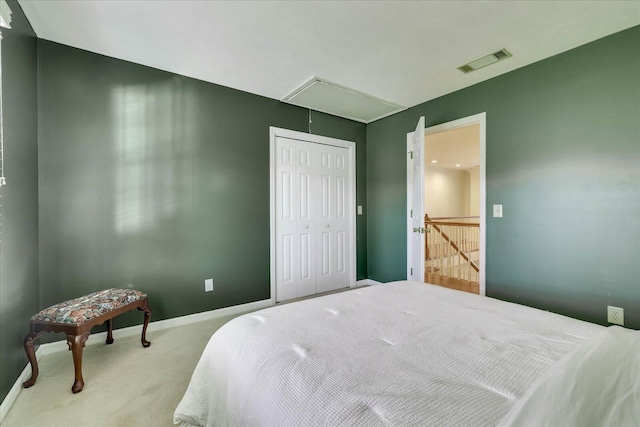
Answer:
(410, 268, 413, 276)
(410, 209, 413, 218)
(409, 151, 413, 159)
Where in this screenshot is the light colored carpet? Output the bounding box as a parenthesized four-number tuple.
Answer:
(2, 313, 239, 427)
(2, 286, 361, 427)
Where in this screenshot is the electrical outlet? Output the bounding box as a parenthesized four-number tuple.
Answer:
(607, 305, 624, 326)
(205, 278, 214, 292)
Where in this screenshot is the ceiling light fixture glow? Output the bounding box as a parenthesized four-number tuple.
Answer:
(431, 160, 438, 164)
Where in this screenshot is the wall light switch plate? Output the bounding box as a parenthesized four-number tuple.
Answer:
(493, 204, 503, 218)
(205, 278, 214, 292)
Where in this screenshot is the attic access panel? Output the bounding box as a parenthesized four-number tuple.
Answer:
(282, 77, 405, 124)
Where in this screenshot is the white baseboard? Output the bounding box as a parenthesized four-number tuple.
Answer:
(0, 348, 46, 424)
(0, 298, 272, 423)
(356, 279, 384, 286)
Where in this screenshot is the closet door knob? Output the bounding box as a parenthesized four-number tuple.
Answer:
(303, 225, 309, 229)
(325, 224, 330, 228)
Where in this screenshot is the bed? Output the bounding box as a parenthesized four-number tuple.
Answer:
(174, 281, 639, 426)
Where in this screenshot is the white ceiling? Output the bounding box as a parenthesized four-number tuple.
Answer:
(426, 124, 480, 170)
(18, 1, 640, 120)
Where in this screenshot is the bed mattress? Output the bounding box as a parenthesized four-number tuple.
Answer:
(174, 281, 604, 426)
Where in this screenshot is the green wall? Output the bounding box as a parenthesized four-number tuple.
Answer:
(0, 0, 39, 404)
(367, 26, 640, 329)
(37, 40, 367, 327)
(2, 7, 637, 406)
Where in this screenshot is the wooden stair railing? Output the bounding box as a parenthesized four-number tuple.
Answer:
(425, 214, 480, 275)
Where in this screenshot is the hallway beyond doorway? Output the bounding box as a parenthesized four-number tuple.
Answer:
(424, 272, 479, 295)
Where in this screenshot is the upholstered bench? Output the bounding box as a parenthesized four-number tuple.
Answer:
(22, 288, 151, 393)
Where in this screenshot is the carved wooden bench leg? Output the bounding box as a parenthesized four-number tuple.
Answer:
(67, 331, 91, 393)
(22, 331, 44, 388)
(106, 318, 114, 345)
(138, 302, 151, 348)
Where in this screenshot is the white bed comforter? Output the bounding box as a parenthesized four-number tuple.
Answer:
(498, 325, 640, 426)
(174, 281, 603, 427)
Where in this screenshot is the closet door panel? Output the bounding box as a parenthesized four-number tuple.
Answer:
(329, 146, 350, 290)
(275, 137, 299, 302)
(295, 140, 318, 298)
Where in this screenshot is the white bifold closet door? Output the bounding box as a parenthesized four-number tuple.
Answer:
(275, 136, 351, 302)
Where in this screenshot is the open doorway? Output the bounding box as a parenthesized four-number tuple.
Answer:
(424, 124, 480, 293)
(406, 113, 486, 295)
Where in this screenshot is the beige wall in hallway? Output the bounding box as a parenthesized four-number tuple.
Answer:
(468, 167, 480, 216)
(425, 166, 479, 218)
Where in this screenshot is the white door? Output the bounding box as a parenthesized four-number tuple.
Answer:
(273, 132, 354, 302)
(274, 137, 316, 301)
(316, 143, 350, 294)
(407, 117, 425, 281)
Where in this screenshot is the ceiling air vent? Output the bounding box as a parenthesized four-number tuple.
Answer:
(457, 49, 512, 74)
(493, 49, 509, 60)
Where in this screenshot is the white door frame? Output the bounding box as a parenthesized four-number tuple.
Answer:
(269, 127, 357, 304)
(406, 112, 487, 296)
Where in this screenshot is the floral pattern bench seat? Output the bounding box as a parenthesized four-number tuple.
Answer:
(23, 288, 151, 393)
